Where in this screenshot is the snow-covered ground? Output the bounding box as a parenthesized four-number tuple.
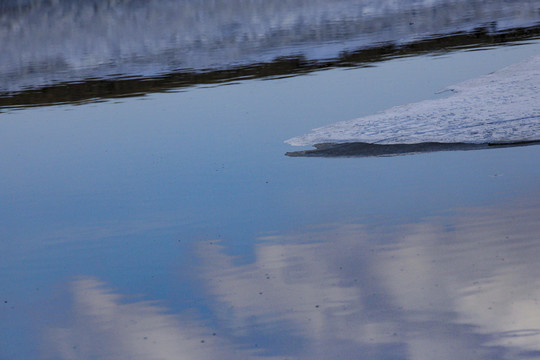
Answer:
(286, 53, 540, 147)
(2, 0, 540, 94)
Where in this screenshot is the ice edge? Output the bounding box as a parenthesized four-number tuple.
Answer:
(286, 54, 540, 148)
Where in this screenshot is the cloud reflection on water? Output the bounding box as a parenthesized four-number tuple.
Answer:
(45, 278, 259, 360)
(197, 197, 540, 359)
(49, 195, 540, 359)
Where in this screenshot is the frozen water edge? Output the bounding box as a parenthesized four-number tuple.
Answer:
(284, 141, 540, 157)
(286, 54, 540, 147)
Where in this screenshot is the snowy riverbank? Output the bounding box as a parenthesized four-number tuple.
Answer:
(286, 53, 540, 148)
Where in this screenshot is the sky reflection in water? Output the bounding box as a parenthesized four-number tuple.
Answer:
(2, 44, 540, 359)
(44, 194, 540, 360)
(2, 0, 540, 359)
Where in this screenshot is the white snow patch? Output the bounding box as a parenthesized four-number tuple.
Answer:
(286, 54, 540, 146)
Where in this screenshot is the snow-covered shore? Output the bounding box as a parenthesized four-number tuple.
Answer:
(2, 0, 540, 94)
(286, 54, 540, 147)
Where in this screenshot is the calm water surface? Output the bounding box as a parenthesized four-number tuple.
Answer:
(2, 1, 540, 359)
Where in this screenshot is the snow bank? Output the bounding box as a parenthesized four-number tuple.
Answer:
(286, 54, 540, 146)
(2, 0, 540, 94)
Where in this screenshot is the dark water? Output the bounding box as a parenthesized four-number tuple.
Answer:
(2, 1, 540, 359)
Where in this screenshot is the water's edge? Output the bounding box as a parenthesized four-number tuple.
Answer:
(286, 140, 540, 157)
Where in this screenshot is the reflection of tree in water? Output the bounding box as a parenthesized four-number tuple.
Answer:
(48, 195, 540, 359)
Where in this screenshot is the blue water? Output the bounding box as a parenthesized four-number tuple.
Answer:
(2, 1, 540, 358)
